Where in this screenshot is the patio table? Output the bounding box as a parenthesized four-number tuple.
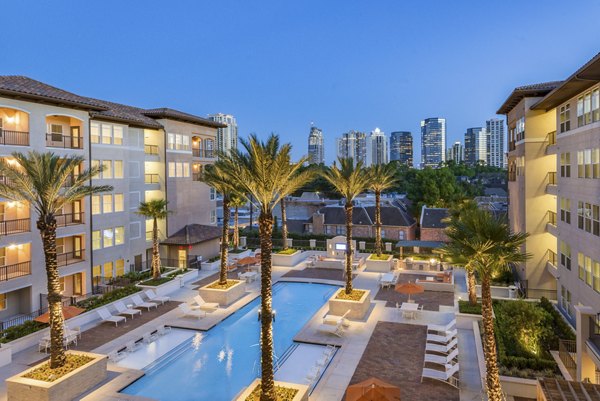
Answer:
(399, 302, 419, 319)
(240, 271, 257, 283)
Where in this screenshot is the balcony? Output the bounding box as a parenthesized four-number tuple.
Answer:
(0, 261, 31, 281)
(546, 211, 558, 236)
(55, 212, 84, 227)
(546, 249, 559, 278)
(46, 133, 83, 149)
(546, 131, 557, 154)
(144, 144, 159, 155)
(145, 174, 160, 184)
(57, 249, 85, 267)
(546, 172, 557, 194)
(0, 218, 30, 235)
(547, 211, 557, 226)
(0, 130, 29, 146)
(192, 148, 215, 158)
(192, 172, 202, 181)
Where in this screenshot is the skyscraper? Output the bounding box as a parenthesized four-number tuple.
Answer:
(336, 130, 367, 164)
(390, 131, 413, 167)
(486, 118, 505, 168)
(307, 125, 324, 164)
(446, 141, 464, 163)
(366, 128, 388, 166)
(208, 113, 238, 155)
(464, 127, 488, 165)
(420, 118, 446, 168)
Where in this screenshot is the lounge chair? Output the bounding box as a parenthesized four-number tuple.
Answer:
(108, 350, 126, 362)
(115, 301, 142, 319)
(65, 324, 82, 339)
(425, 348, 459, 366)
(131, 294, 158, 311)
(178, 303, 207, 319)
(425, 338, 458, 354)
(428, 319, 456, 334)
(156, 324, 171, 336)
(142, 332, 156, 344)
(98, 308, 126, 326)
(422, 363, 460, 388)
(323, 309, 351, 327)
(145, 289, 170, 305)
(192, 295, 219, 312)
(316, 321, 344, 337)
(305, 365, 322, 386)
(125, 340, 140, 353)
(427, 329, 458, 344)
(316, 345, 336, 366)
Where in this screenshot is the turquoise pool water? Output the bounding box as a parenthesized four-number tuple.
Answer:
(121, 282, 337, 401)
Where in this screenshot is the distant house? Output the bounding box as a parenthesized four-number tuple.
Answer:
(419, 206, 450, 242)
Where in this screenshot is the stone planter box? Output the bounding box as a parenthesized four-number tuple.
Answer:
(198, 279, 246, 306)
(234, 379, 309, 401)
(328, 289, 371, 320)
(228, 249, 253, 262)
(203, 259, 221, 271)
(6, 351, 107, 401)
(365, 254, 393, 272)
(456, 312, 482, 329)
(137, 277, 181, 297)
(272, 250, 307, 267)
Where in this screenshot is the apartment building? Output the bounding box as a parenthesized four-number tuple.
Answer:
(0, 76, 223, 324)
(499, 53, 600, 383)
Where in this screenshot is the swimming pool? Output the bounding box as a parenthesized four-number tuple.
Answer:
(121, 282, 338, 401)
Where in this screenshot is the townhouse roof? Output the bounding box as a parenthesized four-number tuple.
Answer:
(161, 224, 222, 246)
(312, 203, 415, 227)
(419, 206, 449, 229)
(496, 81, 563, 115)
(88, 98, 163, 129)
(363, 205, 416, 227)
(318, 205, 373, 226)
(143, 108, 226, 128)
(532, 52, 600, 111)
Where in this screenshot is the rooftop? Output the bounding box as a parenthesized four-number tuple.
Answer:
(419, 206, 449, 229)
(161, 224, 222, 246)
(496, 80, 563, 115)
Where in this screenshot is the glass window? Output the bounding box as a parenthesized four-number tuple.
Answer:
(115, 226, 124, 245)
(168, 133, 175, 150)
(103, 228, 114, 248)
(209, 187, 216, 200)
(113, 126, 123, 145)
(593, 89, 600, 122)
(101, 125, 112, 144)
(92, 264, 101, 278)
(114, 160, 123, 179)
(585, 92, 592, 124)
(103, 261, 113, 278)
(102, 194, 113, 213)
(168, 162, 176, 177)
(560, 241, 571, 270)
(114, 194, 124, 212)
(560, 197, 571, 224)
(91, 160, 100, 178)
(210, 209, 216, 224)
(182, 135, 190, 150)
(594, 260, 600, 293)
(183, 163, 190, 178)
(578, 96, 584, 126)
(91, 195, 101, 215)
(91, 122, 100, 144)
(559, 104, 571, 133)
(0, 293, 5, 310)
(176, 162, 183, 177)
(560, 153, 571, 178)
(116, 259, 125, 276)
(92, 230, 101, 250)
(593, 149, 600, 179)
(102, 160, 112, 179)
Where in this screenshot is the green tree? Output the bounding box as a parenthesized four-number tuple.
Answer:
(368, 164, 397, 256)
(0, 152, 111, 369)
(136, 199, 170, 280)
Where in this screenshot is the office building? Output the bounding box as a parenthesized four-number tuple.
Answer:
(366, 128, 388, 166)
(336, 130, 367, 164)
(208, 113, 237, 155)
(464, 127, 488, 165)
(420, 118, 446, 168)
(307, 125, 324, 164)
(446, 141, 464, 163)
(389, 131, 413, 167)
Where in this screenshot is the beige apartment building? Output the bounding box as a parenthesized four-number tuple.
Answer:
(0, 76, 223, 327)
(499, 53, 600, 383)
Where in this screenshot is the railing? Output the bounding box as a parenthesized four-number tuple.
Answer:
(45, 133, 83, 149)
(192, 172, 202, 181)
(144, 144, 159, 155)
(55, 212, 84, 227)
(548, 249, 558, 267)
(0, 261, 31, 281)
(548, 172, 557, 186)
(56, 250, 85, 267)
(547, 131, 556, 147)
(559, 339, 577, 381)
(548, 211, 557, 226)
(0, 175, 15, 186)
(192, 148, 215, 158)
(0, 218, 30, 235)
(0, 130, 29, 146)
(145, 174, 160, 184)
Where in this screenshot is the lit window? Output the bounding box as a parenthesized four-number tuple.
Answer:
(0, 293, 6, 310)
(560, 241, 571, 270)
(115, 226, 124, 245)
(101, 125, 112, 144)
(91, 160, 100, 178)
(92, 264, 101, 278)
(113, 126, 123, 145)
(116, 259, 125, 276)
(103, 261, 113, 278)
(114, 194, 124, 212)
(102, 195, 113, 213)
(92, 230, 101, 250)
(559, 104, 570, 133)
(168, 162, 176, 177)
(91, 122, 100, 144)
(183, 163, 190, 178)
(114, 160, 123, 179)
(560, 153, 571, 178)
(102, 160, 112, 179)
(103, 228, 114, 248)
(92, 196, 101, 215)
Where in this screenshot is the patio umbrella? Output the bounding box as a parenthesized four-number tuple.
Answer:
(236, 256, 258, 266)
(394, 281, 424, 302)
(346, 377, 401, 401)
(34, 305, 85, 324)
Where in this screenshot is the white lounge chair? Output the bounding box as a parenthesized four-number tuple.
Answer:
(142, 332, 156, 344)
(98, 308, 126, 326)
(145, 289, 170, 305)
(131, 294, 158, 311)
(323, 309, 351, 327)
(422, 363, 460, 388)
(425, 338, 458, 354)
(428, 319, 456, 334)
(108, 350, 126, 362)
(425, 348, 459, 366)
(156, 324, 171, 336)
(427, 328, 458, 344)
(125, 340, 140, 353)
(192, 295, 219, 312)
(115, 301, 142, 318)
(316, 345, 336, 366)
(316, 322, 344, 337)
(179, 303, 207, 319)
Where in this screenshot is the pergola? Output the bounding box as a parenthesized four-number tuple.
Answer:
(538, 378, 600, 401)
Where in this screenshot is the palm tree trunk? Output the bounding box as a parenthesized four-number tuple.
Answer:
(280, 197, 288, 250)
(233, 205, 239, 249)
(467, 269, 477, 305)
(258, 211, 276, 401)
(344, 203, 354, 294)
(481, 274, 503, 400)
(374, 190, 382, 256)
(38, 215, 66, 369)
(219, 197, 230, 285)
(152, 217, 161, 279)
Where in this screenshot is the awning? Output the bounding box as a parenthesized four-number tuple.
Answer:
(395, 240, 445, 248)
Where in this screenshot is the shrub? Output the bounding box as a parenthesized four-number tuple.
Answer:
(458, 300, 482, 315)
(277, 248, 298, 255)
(246, 384, 299, 401)
(335, 289, 365, 301)
(206, 256, 220, 263)
(76, 286, 141, 311)
(166, 269, 189, 278)
(0, 320, 47, 343)
(140, 277, 173, 287)
(368, 253, 391, 261)
(538, 297, 575, 348)
(495, 300, 552, 358)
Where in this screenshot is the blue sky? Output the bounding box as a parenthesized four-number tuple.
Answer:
(3, 0, 600, 163)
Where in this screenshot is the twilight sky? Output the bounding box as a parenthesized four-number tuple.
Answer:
(3, 0, 600, 163)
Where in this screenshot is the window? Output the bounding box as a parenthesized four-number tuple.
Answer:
(577, 88, 600, 127)
(210, 187, 216, 200)
(167, 133, 191, 151)
(559, 104, 571, 133)
(210, 209, 216, 224)
(594, 149, 600, 179)
(92, 265, 101, 278)
(115, 226, 124, 245)
(167, 162, 190, 178)
(103, 262, 113, 278)
(516, 156, 525, 176)
(102, 195, 113, 213)
(561, 286, 572, 317)
(50, 124, 63, 141)
(0, 293, 6, 310)
(91, 122, 100, 144)
(113, 126, 123, 145)
(101, 124, 112, 144)
(594, 260, 600, 293)
(306, 224, 313, 233)
(399, 231, 406, 240)
(560, 241, 571, 270)
(114, 194, 124, 212)
(103, 228, 114, 248)
(577, 149, 599, 178)
(579, 253, 593, 286)
(116, 259, 125, 276)
(92, 230, 101, 250)
(594, 204, 600, 236)
(114, 160, 123, 178)
(336, 225, 346, 235)
(560, 198, 571, 224)
(593, 89, 600, 122)
(102, 160, 112, 179)
(92, 196, 101, 215)
(515, 117, 525, 141)
(560, 153, 571, 178)
(325, 225, 332, 235)
(91, 160, 100, 178)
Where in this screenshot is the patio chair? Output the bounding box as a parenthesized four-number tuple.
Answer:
(425, 338, 457, 354)
(323, 309, 351, 327)
(316, 321, 344, 337)
(142, 332, 155, 344)
(156, 324, 171, 336)
(427, 328, 458, 344)
(64, 324, 81, 339)
(131, 294, 158, 311)
(424, 348, 459, 366)
(125, 340, 141, 353)
(38, 337, 51, 353)
(97, 308, 126, 326)
(108, 350, 126, 362)
(144, 289, 170, 305)
(178, 303, 207, 319)
(421, 363, 460, 388)
(192, 295, 219, 312)
(427, 319, 456, 334)
(114, 301, 142, 319)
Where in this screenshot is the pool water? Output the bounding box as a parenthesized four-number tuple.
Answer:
(121, 282, 337, 401)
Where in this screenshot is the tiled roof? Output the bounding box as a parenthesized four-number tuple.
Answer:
(363, 204, 416, 227)
(143, 108, 226, 128)
(419, 207, 449, 229)
(513, 81, 564, 91)
(161, 224, 222, 245)
(321, 205, 372, 226)
(497, 80, 563, 114)
(318, 203, 415, 228)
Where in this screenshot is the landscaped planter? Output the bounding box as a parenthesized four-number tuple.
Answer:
(328, 289, 371, 320)
(6, 351, 107, 401)
(198, 279, 246, 306)
(272, 250, 307, 267)
(203, 259, 221, 271)
(228, 249, 253, 261)
(137, 276, 181, 296)
(234, 378, 309, 401)
(365, 254, 393, 272)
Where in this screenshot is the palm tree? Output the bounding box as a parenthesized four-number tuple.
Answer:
(223, 134, 313, 401)
(137, 199, 170, 280)
(444, 209, 528, 400)
(229, 193, 247, 250)
(321, 158, 372, 294)
(368, 163, 397, 256)
(0, 151, 111, 369)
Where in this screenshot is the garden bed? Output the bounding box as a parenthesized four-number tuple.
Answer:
(272, 249, 306, 267)
(329, 289, 371, 320)
(199, 279, 246, 306)
(365, 254, 393, 272)
(235, 379, 308, 401)
(140, 277, 174, 287)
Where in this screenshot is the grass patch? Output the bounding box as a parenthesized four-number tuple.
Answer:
(140, 277, 173, 287)
(23, 354, 95, 382)
(368, 253, 391, 261)
(335, 289, 366, 301)
(277, 248, 298, 255)
(246, 383, 299, 401)
(166, 268, 189, 278)
(0, 320, 47, 344)
(206, 279, 241, 290)
(229, 248, 247, 254)
(458, 300, 482, 315)
(76, 286, 141, 311)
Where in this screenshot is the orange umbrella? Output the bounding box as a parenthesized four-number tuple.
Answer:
(394, 281, 424, 302)
(34, 305, 85, 323)
(237, 256, 258, 266)
(346, 378, 401, 401)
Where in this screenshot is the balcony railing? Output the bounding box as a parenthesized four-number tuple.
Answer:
(547, 249, 558, 267)
(0, 130, 29, 146)
(547, 131, 556, 147)
(558, 339, 577, 381)
(55, 212, 84, 227)
(548, 211, 557, 226)
(145, 174, 159, 184)
(0, 261, 31, 281)
(144, 144, 159, 155)
(547, 172, 557, 186)
(192, 148, 215, 158)
(57, 250, 85, 267)
(45, 133, 83, 149)
(0, 218, 30, 235)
